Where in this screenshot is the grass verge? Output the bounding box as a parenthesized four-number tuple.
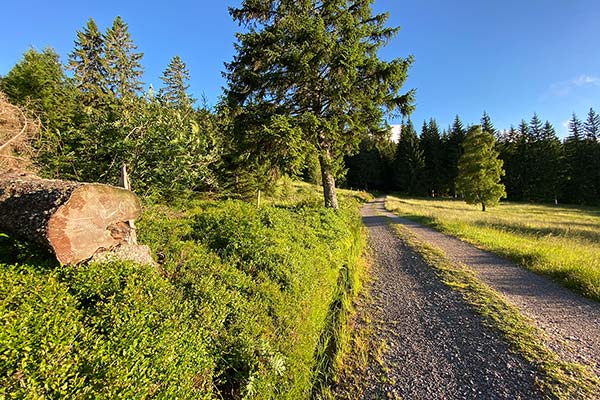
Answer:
(390, 222, 600, 400)
(385, 196, 600, 302)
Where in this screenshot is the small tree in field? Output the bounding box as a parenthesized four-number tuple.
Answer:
(456, 126, 506, 211)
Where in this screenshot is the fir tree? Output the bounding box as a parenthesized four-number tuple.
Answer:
(420, 119, 443, 196)
(536, 121, 563, 203)
(225, 0, 414, 208)
(159, 55, 194, 109)
(443, 115, 466, 197)
(456, 126, 506, 211)
(394, 119, 424, 194)
(584, 107, 600, 141)
(104, 16, 144, 99)
(481, 111, 495, 136)
(68, 18, 108, 104)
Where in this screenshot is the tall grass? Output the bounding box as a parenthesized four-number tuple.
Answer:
(385, 196, 600, 301)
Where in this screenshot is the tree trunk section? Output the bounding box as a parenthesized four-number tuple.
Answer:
(482, 203, 486, 212)
(319, 148, 339, 210)
(0, 172, 146, 265)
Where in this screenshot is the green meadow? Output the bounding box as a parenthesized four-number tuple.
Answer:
(385, 196, 600, 301)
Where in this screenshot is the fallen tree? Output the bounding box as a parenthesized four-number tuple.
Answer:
(0, 172, 153, 265)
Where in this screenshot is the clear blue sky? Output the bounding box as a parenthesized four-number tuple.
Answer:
(2, 0, 599, 137)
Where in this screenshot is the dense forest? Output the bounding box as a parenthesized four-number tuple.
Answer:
(1, 16, 599, 206)
(346, 110, 600, 205)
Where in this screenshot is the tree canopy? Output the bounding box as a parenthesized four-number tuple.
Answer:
(456, 126, 506, 211)
(225, 0, 414, 208)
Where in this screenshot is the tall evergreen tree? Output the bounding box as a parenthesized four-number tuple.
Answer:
(394, 119, 424, 194)
(103, 16, 144, 99)
(584, 107, 600, 141)
(535, 121, 563, 203)
(456, 126, 506, 211)
(420, 119, 443, 196)
(563, 113, 595, 204)
(159, 55, 194, 109)
(225, 0, 414, 208)
(442, 115, 466, 197)
(497, 125, 521, 200)
(68, 18, 108, 104)
(529, 113, 544, 142)
(481, 111, 495, 136)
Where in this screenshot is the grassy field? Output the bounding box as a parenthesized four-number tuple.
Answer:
(385, 196, 600, 301)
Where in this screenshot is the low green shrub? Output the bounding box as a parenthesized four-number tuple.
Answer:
(0, 184, 366, 399)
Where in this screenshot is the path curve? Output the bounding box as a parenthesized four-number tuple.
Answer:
(376, 197, 600, 376)
(336, 199, 542, 399)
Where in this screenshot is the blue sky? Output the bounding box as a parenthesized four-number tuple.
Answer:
(2, 1, 599, 137)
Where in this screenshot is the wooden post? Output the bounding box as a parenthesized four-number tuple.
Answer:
(119, 164, 137, 244)
(257, 190, 261, 208)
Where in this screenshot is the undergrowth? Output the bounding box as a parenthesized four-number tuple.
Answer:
(0, 181, 369, 399)
(391, 223, 600, 399)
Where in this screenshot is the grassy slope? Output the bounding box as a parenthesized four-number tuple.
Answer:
(385, 196, 600, 301)
(0, 181, 370, 399)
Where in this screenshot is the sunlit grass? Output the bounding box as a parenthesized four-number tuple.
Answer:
(385, 196, 600, 301)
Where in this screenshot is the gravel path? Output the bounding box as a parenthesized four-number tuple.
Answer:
(376, 197, 600, 376)
(337, 200, 543, 399)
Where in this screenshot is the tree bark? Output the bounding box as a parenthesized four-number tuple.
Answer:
(482, 203, 486, 212)
(0, 172, 146, 265)
(319, 147, 339, 210)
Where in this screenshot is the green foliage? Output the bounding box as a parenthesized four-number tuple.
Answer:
(0, 185, 366, 399)
(456, 125, 506, 211)
(393, 119, 424, 194)
(103, 16, 144, 99)
(225, 0, 414, 207)
(159, 55, 194, 109)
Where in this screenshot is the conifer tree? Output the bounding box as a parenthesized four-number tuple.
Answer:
(584, 108, 600, 141)
(481, 111, 495, 136)
(529, 113, 544, 142)
(68, 18, 108, 104)
(394, 119, 424, 194)
(159, 55, 194, 109)
(443, 115, 466, 197)
(564, 113, 595, 204)
(537, 121, 563, 203)
(225, 0, 414, 208)
(420, 119, 443, 196)
(456, 126, 506, 211)
(104, 16, 144, 99)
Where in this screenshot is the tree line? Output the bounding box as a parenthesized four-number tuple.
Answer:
(1, 2, 414, 207)
(1, 17, 221, 197)
(2, 7, 598, 208)
(346, 110, 600, 205)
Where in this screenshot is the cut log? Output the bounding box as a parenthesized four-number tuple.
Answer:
(0, 172, 146, 265)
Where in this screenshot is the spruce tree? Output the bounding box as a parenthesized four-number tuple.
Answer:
(584, 108, 600, 141)
(481, 111, 495, 136)
(497, 125, 521, 200)
(104, 16, 144, 99)
(159, 55, 194, 109)
(563, 113, 595, 204)
(420, 119, 443, 197)
(225, 0, 414, 208)
(537, 121, 563, 203)
(456, 126, 506, 211)
(68, 18, 108, 104)
(394, 119, 424, 194)
(443, 115, 466, 197)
